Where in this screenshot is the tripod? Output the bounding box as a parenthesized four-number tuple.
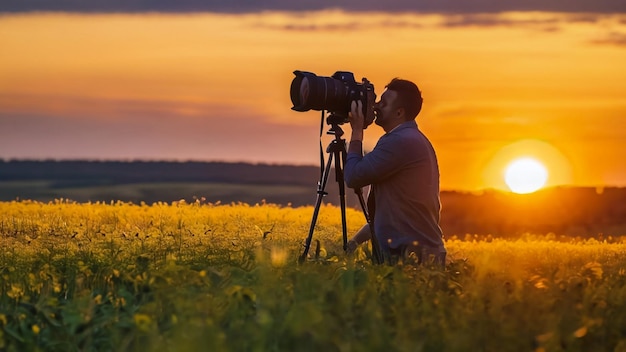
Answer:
(299, 114, 383, 264)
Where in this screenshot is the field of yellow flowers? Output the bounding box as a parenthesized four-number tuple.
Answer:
(1, 199, 626, 351)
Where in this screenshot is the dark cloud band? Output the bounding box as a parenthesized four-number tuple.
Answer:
(1, 0, 625, 14)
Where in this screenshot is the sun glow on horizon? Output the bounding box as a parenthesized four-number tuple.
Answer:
(482, 139, 574, 192)
(504, 157, 549, 194)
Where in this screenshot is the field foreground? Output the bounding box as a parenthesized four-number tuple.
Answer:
(1, 200, 626, 351)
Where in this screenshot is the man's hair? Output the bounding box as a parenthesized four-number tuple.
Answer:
(385, 78, 423, 120)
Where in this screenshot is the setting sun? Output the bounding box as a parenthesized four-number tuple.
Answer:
(504, 157, 549, 194)
(483, 139, 572, 192)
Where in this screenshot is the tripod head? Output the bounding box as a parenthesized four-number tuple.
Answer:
(325, 113, 346, 138)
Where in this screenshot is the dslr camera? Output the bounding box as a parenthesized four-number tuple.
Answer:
(290, 70, 376, 128)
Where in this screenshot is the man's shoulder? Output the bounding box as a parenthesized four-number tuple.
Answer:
(376, 122, 426, 153)
(396, 120, 418, 131)
(384, 121, 417, 138)
(384, 121, 436, 155)
(390, 121, 426, 141)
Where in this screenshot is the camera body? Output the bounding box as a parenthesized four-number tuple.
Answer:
(290, 70, 376, 128)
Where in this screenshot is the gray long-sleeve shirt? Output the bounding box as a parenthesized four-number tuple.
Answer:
(345, 120, 445, 252)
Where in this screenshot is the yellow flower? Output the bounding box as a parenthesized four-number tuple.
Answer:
(573, 326, 588, 338)
(7, 285, 24, 300)
(32, 324, 40, 335)
(582, 262, 603, 280)
(270, 247, 288, 267)
(133, 313, 152, 332)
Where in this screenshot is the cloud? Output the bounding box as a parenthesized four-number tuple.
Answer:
(0, 93, 241, 122)
(0, 94, 321, 164)
(439, 14, 562, 30)
(251, 12, 617, 33)
(434, 13, 620, 32)
(252, 17, 424, 32)
(1, 0, 625, 14)
(589, 32, 626, 46)
(258, 21, 366, 32)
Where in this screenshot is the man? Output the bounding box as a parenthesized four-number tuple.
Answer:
(344, 78, 446, 266)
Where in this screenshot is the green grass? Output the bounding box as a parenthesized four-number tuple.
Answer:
(1, 200, 625, 351)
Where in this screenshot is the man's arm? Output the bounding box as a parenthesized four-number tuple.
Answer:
(344, 100, 367, 188)
(345, 100, 412, 188)
(347, 100, 364, 171)
(345, 130, 410, 190)
(347, 224, 372, 252)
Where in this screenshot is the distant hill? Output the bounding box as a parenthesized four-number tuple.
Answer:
(0, 159, 324, 207)
(0, 159, 319, 186)
(1, 160, 625, 237)
(439, 187, 626, 238)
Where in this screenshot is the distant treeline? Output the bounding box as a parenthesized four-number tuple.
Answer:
(1, 160, 625, 237)
(0, 159, 319, 186)
(440, 187, 626, 238)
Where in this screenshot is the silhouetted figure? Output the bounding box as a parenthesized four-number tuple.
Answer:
(344, 78, 446, 266)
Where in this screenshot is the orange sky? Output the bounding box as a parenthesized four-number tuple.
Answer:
(1, 11, 625, 191)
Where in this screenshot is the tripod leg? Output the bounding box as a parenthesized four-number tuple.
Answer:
(354, 189, 384, 264)
(333, 143, 349, 251)
(299, 151, 334, 263)
(333, 137, 382, 262)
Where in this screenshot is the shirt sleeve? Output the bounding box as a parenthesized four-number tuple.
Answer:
(344, 133, 408, 189)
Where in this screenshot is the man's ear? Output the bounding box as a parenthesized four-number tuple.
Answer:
(396, 107, 406, 120)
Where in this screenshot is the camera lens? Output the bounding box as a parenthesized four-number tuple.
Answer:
(299, 77, 310, 107)
(290, 70, 375, 129)
(290, 71, 348, 113)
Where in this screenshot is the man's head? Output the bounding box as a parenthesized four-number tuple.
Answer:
(385, 78, 422, 120)
(374, 78, 423, 131)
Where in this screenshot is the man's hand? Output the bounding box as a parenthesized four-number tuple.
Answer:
(349, 100, 364, 141)
(346, 239, 358, 253)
